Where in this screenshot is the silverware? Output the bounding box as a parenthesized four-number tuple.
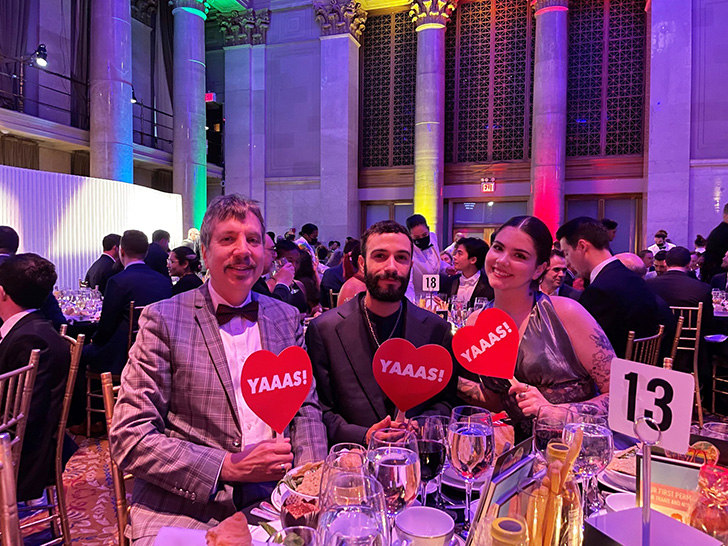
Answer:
(260, 501, 280, 514)
(250, 507, 278, 521)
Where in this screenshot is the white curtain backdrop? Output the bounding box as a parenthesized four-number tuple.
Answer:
(0, 165, 183, 288)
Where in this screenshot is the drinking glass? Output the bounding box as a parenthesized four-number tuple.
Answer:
(267, 526, 317, 546)
(367, 428, 421, 521)
(562, 420, 613, 517)
(407, 416, 448, 506)
(472, 297, 488, 311)
(533, 406, 574, 461)
(448, 406, 495, 535)
(320, 450, 369, 501)
(330, 442, 367, 456)
(318, 473, 389, 546)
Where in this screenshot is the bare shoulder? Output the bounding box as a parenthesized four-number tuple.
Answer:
(549, 295, 600, 332)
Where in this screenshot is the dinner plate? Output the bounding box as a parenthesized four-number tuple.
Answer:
(705, 334, 728, 343)
(440, 466, 490, 491)
(597, 470, 635, 494)
(154, 525, 274, 546)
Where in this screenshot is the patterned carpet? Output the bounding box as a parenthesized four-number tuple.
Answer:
(22, 437, 124, 545)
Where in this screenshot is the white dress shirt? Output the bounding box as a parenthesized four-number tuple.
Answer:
(457, 271, 481, 303)
(0, 309, 35, 345)
(208, 283, 273, 446)
(589, 255, 620, 284)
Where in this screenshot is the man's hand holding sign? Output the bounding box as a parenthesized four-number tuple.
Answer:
(222, 347, 314, 483)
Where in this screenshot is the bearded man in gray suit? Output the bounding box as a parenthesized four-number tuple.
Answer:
(110, 195, 327, 544)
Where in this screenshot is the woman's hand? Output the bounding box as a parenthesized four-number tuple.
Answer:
(508, 379, 549, 417)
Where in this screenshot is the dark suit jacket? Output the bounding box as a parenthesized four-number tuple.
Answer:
(0, 312, 70, 500)
(306, 295, 458, 445)
(580, 260, 660, 358)
(440, 270, 494, 306)
(252, 277, 299, 307)
(556, 283, 582, 301)
(702, 222, 728, 282)
(144, 242, 170, 278)
(85, 253, 117, 295)
(711, 272, 727, 290)
(320, 264, 346, 308)
(85, 263, 172, 374)
(648, 269, 715, 341)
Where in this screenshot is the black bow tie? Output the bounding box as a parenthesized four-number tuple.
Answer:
(216, 302, 259, 325)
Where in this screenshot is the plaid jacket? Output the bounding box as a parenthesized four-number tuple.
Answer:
(109, 283, 327, 540)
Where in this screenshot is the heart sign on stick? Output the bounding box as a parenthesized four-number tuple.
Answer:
(241, 346, 313, 434)
(452, 308, 519, 379)
(372, 338, 453, 413)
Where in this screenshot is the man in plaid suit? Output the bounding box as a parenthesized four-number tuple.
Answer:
(110, 196, 327, 544)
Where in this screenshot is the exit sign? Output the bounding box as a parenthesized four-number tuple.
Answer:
(481, 177, 495, 193)
(205, 92, 217, 103)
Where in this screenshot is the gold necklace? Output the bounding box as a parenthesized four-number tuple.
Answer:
(363, 301, 403, 348)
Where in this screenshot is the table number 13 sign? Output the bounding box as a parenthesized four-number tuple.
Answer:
(608, 358, 695, 454)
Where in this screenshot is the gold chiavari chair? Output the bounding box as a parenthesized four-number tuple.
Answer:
(624, 325, 665, 367)
(0, 350, 39, 480)
(669, 316, 684, 362)
(19, 334, 85, 545)
(329, 289, 339, 309)
(85, 301, 144, 436)
(671, 304, 704, 428)
(101, 372, 131, 546)
(0, 433, 21, 546)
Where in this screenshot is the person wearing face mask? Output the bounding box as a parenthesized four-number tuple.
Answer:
(296, 224, 319, 263)
(405, 214, 449, 294)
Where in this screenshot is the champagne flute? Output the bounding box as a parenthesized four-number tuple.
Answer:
(448, 406, 494, 535)
(318, 473, 389, 546)
(533, 405, 574, 461)
(367, 428, 421, 522)
(407, 415, 448, 506)
(562, 419, 613, 517)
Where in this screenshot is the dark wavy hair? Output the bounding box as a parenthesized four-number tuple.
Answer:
(170, 246, 201, 274)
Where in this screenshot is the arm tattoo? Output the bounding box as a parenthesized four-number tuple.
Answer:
(589, 328, 614, 393)
(458, 377, 486, 405)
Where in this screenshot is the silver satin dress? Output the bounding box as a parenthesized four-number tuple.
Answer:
(481, 292, 597, 423)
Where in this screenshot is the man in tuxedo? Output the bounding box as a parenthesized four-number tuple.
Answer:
(81, 230, 172, 375)
(440, 237, 494, 306)
(109, 196, 327, 544)
(0, 226, 65, 330)
(557, 217, 660, 358)
(540, 249, 581, 301)
(307, 220, 458, 445)
(144, 229, 171, 278)
(0, 254, 70, 501)
(84, 233, 120, 295)
(710, 251, 728, 290)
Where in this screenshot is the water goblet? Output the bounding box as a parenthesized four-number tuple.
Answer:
(407, 415, 448, 506)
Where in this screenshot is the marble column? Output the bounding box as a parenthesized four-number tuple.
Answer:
(409, 0, 457, 237)
(314, 0, 367, 239)
(529, 0, 568, 237)
(171, 0, 209, 230)
(219, 9, 270, 206)
(645, 0, 692, 244)
(89, 0, 133, 183)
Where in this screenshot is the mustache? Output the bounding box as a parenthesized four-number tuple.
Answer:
(374, 271, 407, 282)
(224, 258, 255, 268)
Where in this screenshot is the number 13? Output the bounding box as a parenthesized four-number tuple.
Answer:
(624, 372, 674, 431)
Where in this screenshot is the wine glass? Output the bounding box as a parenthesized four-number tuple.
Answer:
(318, 473, 389, 546)
(407, 415, 448, 506)
(562, 417, 613, 517)
(330, 442, 367, 456)
(448, 406, 494, 535)
(367, 428, 421, 522)
(533, 405, 574, 461)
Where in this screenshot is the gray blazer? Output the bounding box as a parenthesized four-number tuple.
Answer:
(110, 283, 327, 540)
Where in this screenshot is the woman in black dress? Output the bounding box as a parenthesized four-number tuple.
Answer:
(168, 246, 203, 295)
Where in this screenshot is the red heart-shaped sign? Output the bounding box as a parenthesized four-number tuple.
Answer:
(452, 308, 519, 379)
(372, 339, 453, 413)
(241, 346, 313, 434)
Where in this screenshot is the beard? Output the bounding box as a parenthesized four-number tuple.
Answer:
(364, 265, 410, 302)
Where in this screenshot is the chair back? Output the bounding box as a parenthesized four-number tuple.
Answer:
(126, 301, 146, 353)
(0, 433, 21, 546)
(669, 315, 684, 362)
(624, 325, 665, 367)
(670, 303, 704, 427)
(0, 350, 38, 480)
(101, 372, 129, 546)
(329, 289, 339, 309)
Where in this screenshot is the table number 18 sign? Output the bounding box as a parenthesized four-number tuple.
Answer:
(422, 275, 440, 292)
(608, 358, 695, 453)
